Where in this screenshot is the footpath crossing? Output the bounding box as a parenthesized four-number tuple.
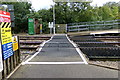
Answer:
(9, 34, 118, 79)
(22, 34, 87, 64)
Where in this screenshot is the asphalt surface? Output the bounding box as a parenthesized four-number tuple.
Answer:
(30, 35, 83, 62)
(10, 34, 118, 79)
(10, 64, 118, 78)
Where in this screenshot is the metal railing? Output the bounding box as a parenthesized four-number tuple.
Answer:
(67, 19, 120, 32)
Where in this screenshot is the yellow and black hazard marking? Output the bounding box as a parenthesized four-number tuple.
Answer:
(0, 22, 11, 28)
(1, 22, 12, 45)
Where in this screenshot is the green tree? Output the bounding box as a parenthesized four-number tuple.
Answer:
(2, 2, 32, 33)
(102, 2, 118, 20)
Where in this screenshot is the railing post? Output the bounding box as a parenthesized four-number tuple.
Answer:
(78, 25, 79, 32)
(17, 36, 21, 63)
(66, 24, 68, 33)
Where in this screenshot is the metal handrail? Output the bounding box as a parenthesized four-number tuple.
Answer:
(67, 19, 120, 32)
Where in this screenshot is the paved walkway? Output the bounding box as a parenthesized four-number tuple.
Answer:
(30, 34, 84, 62)
(10, 34, 118, 79)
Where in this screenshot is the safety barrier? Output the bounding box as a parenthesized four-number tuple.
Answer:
(67, 19, 120, 32)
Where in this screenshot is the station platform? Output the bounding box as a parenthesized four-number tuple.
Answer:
(68, 29, 120, 36)
(90, 29, 120, 35)
(9, 34, 118, 79)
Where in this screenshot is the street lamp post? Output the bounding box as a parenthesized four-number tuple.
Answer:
(52, 0, 92, 34)
(53, 1, 56, 34)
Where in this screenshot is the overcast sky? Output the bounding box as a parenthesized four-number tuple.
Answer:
(31, 0, 120, 11)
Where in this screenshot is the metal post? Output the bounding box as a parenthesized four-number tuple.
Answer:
(50, 28, 52, 34)
(66, 24, 67, 33)
(53, 2, 55, 34)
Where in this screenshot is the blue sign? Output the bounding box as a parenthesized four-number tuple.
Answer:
(2, 42, 13, 60)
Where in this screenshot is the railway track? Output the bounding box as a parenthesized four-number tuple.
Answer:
(69, 35, 120, 59)
(19, 36, 51, 38)
(19, 35, 51, 60)
(94, 36, 120, 38)
(20, 41, 43, 44)
(94, 36, 120, 41)
(20, 36, 50, 40)
(76, 42, 120, 45)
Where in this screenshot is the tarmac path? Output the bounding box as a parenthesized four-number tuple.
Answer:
(10, 34, 118, 79)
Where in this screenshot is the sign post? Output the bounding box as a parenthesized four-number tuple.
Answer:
(0, 10, 13, 60)
(0, 10, 13, 78)
(40, 24, 42, 34)
(0, 42, 3, 80)
(49, 22, 53, 34)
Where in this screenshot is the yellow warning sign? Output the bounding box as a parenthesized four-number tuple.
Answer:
(40, 24, 42, 30)
(12, 36, 18, 51)
(1, 22, 12, 45)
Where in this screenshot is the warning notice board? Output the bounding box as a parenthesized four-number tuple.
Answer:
(12, 36, 18, 51)
(0, 10, 13, 60)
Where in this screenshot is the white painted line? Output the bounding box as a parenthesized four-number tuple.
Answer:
(66, 34, 88, 64)
(22, 35, 54, 65)
(24, 62, 85, 65)
(6, 63, 21, 79)
(54, 34, 66, 35)
(22, 34, 87, 65)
